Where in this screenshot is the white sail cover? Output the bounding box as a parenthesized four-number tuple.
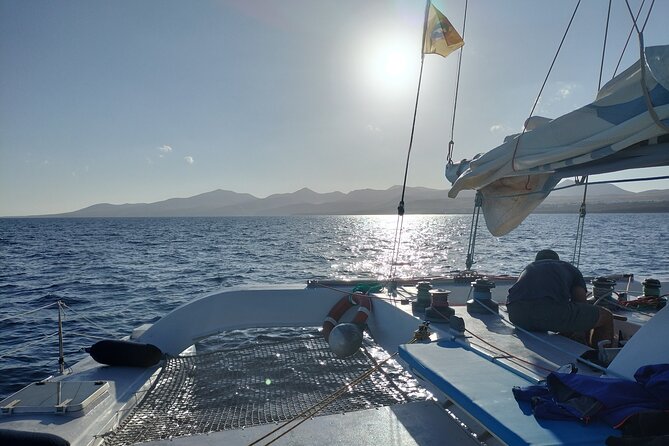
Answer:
(446, 45, 669, 236)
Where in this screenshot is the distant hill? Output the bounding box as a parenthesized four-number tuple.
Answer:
(32, 182, 669, 218)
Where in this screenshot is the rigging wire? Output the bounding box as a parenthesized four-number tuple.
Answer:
(553, 174, 669, 191)
(388, 53, 425, 281)
(623, 0, 669, 133)
(571, 178, 588, 268)
(622, 0, 656, 39)
(480, 174, 669, 199)
(447, 0, 468, 165)
(390, 0, 430, 280)
(639, 0, 656, 32)
(395, 0, 431, 221)
(465, 191, 482, 271)
(391, 0, 468, 280)
(0, 332, 59, 361)
(572, 0, 613, 268)
(598, 0, 612, 91)
(60, 301, 119, 339)
(612, 0, 646, 78)
(448, 0, 470, 272)
(389, 0, 430, 281)
(388, 212, 404, 280)
(0, 301, 60, 323)
(397, 56, 426, 219)
(510, 0, 581, 172)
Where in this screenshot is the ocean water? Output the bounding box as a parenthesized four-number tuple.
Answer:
(1, 214, 668, 399)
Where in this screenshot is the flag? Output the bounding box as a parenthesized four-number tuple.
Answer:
(422, 3, 463, 58)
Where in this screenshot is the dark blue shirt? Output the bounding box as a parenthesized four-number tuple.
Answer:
(507, 259, 586, 304)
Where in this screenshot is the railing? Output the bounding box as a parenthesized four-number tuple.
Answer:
(0, 300, 119, 396)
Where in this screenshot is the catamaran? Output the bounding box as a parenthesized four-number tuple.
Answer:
(1, 1, 668, 445)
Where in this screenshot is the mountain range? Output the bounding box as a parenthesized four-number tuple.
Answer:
(35, 181, 669, 218)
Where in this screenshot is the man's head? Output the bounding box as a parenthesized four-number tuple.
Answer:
(535, 249, 559, 261)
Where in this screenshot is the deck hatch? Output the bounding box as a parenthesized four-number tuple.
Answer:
(0, 381, 109, 416)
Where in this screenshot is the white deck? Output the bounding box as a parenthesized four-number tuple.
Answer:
(0, 276, 655, 445)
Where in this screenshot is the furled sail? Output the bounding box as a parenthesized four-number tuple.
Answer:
(446, 45, 669, 236)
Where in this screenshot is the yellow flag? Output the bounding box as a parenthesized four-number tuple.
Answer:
(422, 3, 463, 58)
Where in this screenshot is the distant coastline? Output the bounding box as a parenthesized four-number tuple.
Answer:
(6, 182, 668, 218)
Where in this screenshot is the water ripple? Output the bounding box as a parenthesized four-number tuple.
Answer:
(0, 214, 667, 398)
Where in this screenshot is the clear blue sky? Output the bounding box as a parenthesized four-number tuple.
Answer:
(1, 0, 668, 216)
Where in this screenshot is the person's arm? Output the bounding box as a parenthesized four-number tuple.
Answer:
(571, 286, 588, 303)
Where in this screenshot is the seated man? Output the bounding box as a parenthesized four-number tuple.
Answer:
(506, 249, 614, 348)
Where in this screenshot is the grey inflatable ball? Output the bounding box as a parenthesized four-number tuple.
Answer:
(328, 323, 363, 358)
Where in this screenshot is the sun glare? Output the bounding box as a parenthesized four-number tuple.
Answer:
(366, 37, 417, 91)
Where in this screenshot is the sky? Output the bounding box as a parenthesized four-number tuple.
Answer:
(1, 0, 668, 216)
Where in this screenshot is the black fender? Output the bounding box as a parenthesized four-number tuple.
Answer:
(0, 429, 69, 446)
(88, 339, 162, 367)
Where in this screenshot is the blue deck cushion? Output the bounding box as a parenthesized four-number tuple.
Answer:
(399, 340, 618, 445)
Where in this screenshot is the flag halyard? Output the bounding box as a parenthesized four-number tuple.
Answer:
(422, 3, 463, 58)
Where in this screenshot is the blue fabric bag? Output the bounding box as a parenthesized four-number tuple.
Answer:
(513, 364, 669, 426)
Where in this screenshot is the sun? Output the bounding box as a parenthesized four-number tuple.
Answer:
(366, 38, 417, 91)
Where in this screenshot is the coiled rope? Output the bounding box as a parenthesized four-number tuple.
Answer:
(601, 290, 662, 319)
